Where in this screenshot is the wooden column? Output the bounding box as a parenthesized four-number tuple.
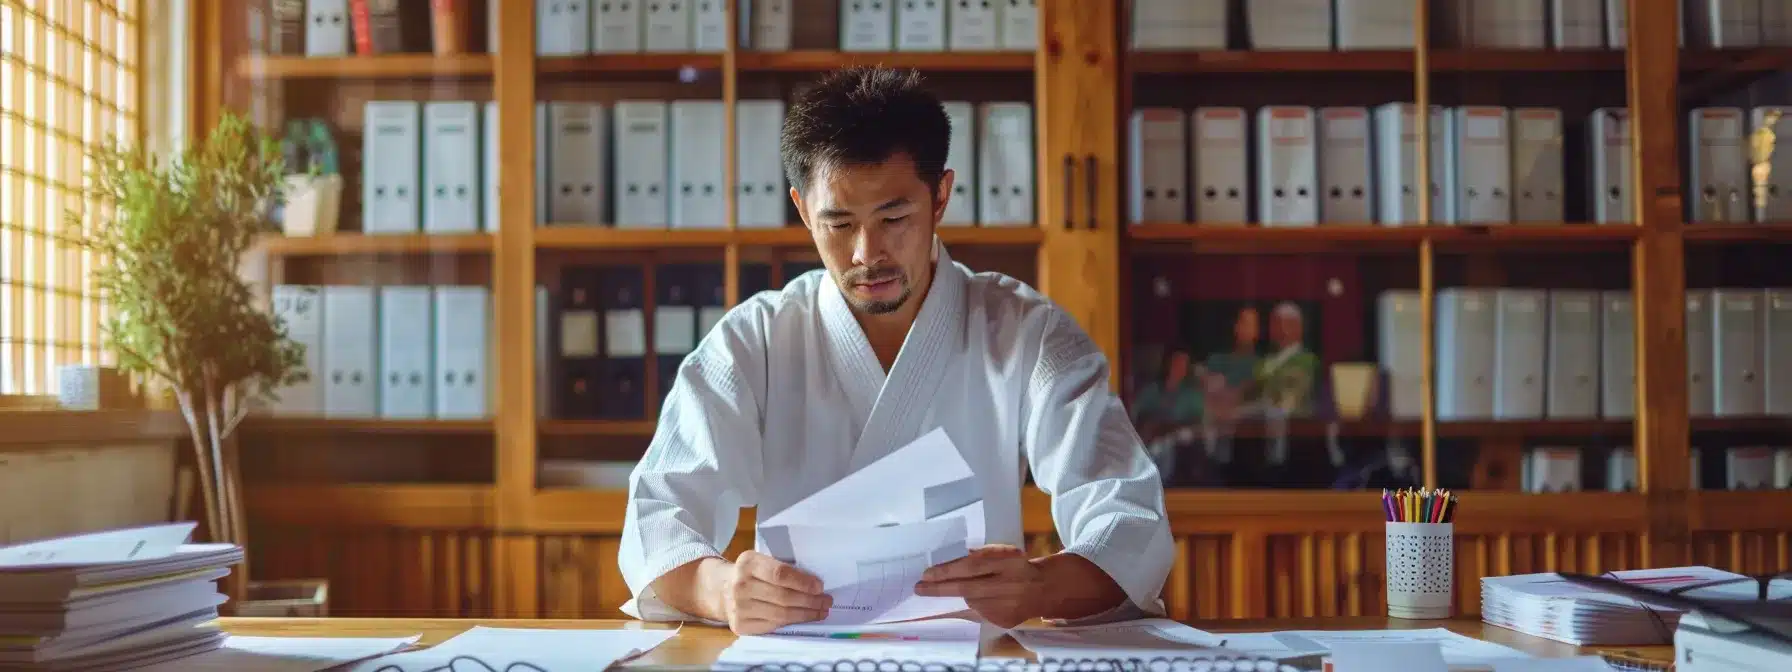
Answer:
(1036, 0, 1123, 389)
(1625, 0, 1690, 569)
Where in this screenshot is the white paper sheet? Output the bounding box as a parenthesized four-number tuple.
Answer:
(759, 428, 983, 544)
(345, 627, 676, 672)
(716, 618, 982, 669)
(1490, 657, 1621, 671)
(1012, 619, 1226, 659)
(770, 516, 970, 625)
(1328, 641, 1449, 672)
(0, 523, 195, 567)
(154, 635, 420, 671)
(1272, 629, 1532, 666)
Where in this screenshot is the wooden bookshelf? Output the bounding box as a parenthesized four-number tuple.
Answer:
(244, 483, 495, 529)
(235, 54, 494, 79)
(534, 225, 1042, 249)
(537, 419, 657, 437)
(736, 50, 1034, 72)
(240, 416, 495, 435)
(535, 53, 726, 75)
(1126, 224, 1636, 252)
(1683, 223, 1792, 243)
(1129, 48, 1792, 74)
(257, 232, 495, 257)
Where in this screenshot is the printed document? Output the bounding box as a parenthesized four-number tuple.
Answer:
(346, 627, 676, 672)
(1269, 628, 1531, 666)
(1011, 619, 1225, 658)
(715, 618, 983, 669)
(1326, 641, 1448, 672)
(160, 635, 420, 671)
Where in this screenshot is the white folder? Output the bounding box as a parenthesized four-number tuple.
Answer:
(694, 0, 729, 52)
(947, 0, 1000, 50)
(1551, 0, 1605, 48)
(1605, 0, 1686, 48)
(593, 0, 645, 52)
(489, 0, 500, 53)
(362, 101, 422, 234)
(1485, 0, 1548, 48)
(613, 100, 670, 228)
(744, 0, 794, 50)
(434, 286, 491, 419)
(1131, 0, 1228, 50)
(538, 0, 593, 55)
(1437, 288, 1497, 420)
(999, 0, 1038, 50)
(1689, 0, 1763, 48)
(270, 285, 324, 416)
(1244, 0, 1333, 50)
(479, 102, 553, 230)
(1689, 107, 1749, 224)
(1606, 448, 1638, 492)
(1376, 290, 1425, 419)
(1510, 107, 1564, 223)
(1751, 107, 1792, 222)
(1687, 290, 1716, 417)
(671, 100, 727, 229)
(644, 0, 695, 51)
(1600, 291, 1636, 419)
(1727, 447, 1777, 490)
(423, 101, 482, 234)
(1712, 289, 1766, 417)
(942, 101, 978, 225)
(378, 286, 434, 419)
(736, 100, 787, 228)
(1589, 108, 1632, 224)
(1372, 103, 1449, 226)
(897, 0, 947, 51)
(1318, 107, 1372, 224)
(1449, 106, 1512, 225)
(1256, 106, 1318, 227)
(841, 0, 896, 51)
(1127, 108, 1189, 225)
(303, 0, 351, 56)
(977, 102, 1033, 226)
(482, 102, 500, 231)
(1764, 0, 1792, 44)
(1768, 289, 1792, 415)
(322, 285, 377, 418)
(1546, 290, 1600, 419)
(1334, 0, 1415, 49)
(1494, 289, 1548, 420)
(1779, 448, 1792, 489)
(1523, 448, 1582, 493)
(1191, 107, 1249, 224)
(546, 102, 609, 225)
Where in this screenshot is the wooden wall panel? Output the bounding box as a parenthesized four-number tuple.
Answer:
(1689, 531, 1792, 575)
(249, 527, 495, 618)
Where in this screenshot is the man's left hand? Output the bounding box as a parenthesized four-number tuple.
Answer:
(914, 545, 1045, 628)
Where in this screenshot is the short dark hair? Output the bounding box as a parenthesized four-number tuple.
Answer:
(780, 67, 951, 197)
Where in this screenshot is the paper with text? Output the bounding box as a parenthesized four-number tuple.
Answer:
(768, 516, 970, 625)
(716, 618, 982, 669)
(158, 635, 420, 671)
(1272, 628, 1531, 666)
(1012, 619, 1226, 659)
(0, 523, 194, 567)
(346, 627, 676, 672)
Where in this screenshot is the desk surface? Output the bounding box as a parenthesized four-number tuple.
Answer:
(219, 616, 1674, 668)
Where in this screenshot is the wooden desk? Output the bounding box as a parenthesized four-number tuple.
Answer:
(219, 617, 1674, 668)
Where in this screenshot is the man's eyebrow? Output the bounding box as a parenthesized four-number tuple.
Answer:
(818, 197, 911, 219)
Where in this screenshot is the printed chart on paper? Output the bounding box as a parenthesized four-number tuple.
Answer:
(831, 552, 932, 614)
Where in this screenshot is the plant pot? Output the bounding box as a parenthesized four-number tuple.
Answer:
(235, 579, 330, 617)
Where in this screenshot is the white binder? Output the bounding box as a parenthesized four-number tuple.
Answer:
(613, 100, 670, 228)
(546, 102, 609, 225)
(999, 0, 1038, 50)
(694, 0, 729, 52)
(897, 0, 947, 51)
(1604, 0, 1686, 48)
(947, 0, 1000, 49)
(671, 100, 727, 229)
(270, 285, 324, 416)
(1484, 0, 1548, 48)
(1779, 447, 1792, 489)
(486, 102, 553, 229)
(1606, 448, 1638, 492)
(1689, 107, 1749, 224)
(1751, 107, 1792, 222)
(434, 286, 491, 419)
(1372, 103, 1450, 226)
(1550, 0, 1605, 48)
(1689, 0, 1763, 47)
(1334, 0, 1415, 49)
(1437, 288, 1497, 420)
(1523, 448, 1582, 493)
(736, 100, 787, 229)
(1726, 447, 1777, 490)
(423, 101, 482, 234)
(489, 0, 500, 53)
(1376, 290, 1425, 419)
(482, 102, 500, 231)
(1546, 290, 1600, 419)
(1318, 107, 1372, 224)
(1127, 108, 1189, 225)
(1589, 108, 1633, 224)
(942, 101, 978, 225)
(644, 0, 694, 52)
(1494, 289, 1548, 420)
(1600, 291, 1636, 419)
(378, 286, 434, 419)
(1256, 106, 1318, 227)
(1764, 0, 1792, 44)
(841, 0, 896, 51)
(303, 0, 351, 56)
(1191, 107, 1249, 224)
(593, 0, 645, 52)
(1768, 289, 1792, 415)
(322, 285, 377, 418)
(1510, 107, 1564, 223)
(977, 102, 1033, 226)
(1449, 106, 1512, 225)
(1712, 289, 1766, 417)
(1131, 0, 1228, 50)
(1244, 0, 1333, 50)
(538, 0, 593, 55)
(362, 101, 422, 234)
(746, 0, 794, 50)
(1687, 290, 1716, 417)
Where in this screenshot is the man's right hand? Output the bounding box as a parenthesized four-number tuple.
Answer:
(709, 550, 832, 634)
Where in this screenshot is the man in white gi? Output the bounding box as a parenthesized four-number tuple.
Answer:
(619, 67, 1173, 634)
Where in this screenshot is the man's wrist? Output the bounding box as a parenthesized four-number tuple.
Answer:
(1030, 552, 1127, 621)
(693, 556, 735, 622)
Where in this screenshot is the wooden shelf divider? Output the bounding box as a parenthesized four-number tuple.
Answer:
(1128, 48, 1792, 74)
(236, 54, 495, 79)
(258, 232, 495, 257)
(240, 416, 495, 435)
(735, 50, 1034, 72)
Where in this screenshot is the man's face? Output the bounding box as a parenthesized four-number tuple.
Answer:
(1272, 310, 1302, 347)
(793, 153, 952, 315)
(1234, 308, 1260, 345)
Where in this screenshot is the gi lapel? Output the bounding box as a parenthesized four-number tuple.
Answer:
(819, 265, 886, 441)
(848, 240, 969, 471)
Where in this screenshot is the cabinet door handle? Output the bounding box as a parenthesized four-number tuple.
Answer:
(1083, 154, 1099, 230)
(1062, 154, 1076, 230)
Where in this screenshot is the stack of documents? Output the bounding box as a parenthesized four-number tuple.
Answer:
(714, 618, 983, 669)
(1481, 566, 1790, 645)
(0, 523, 243, 671)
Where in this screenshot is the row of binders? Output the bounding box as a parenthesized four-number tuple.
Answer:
(1689, 106, 1792, 224)
(1527, 445, 1792, 493)
(1129, 104, 1623, 227)
(1378, 287, 1792, 422)
(530, 0, 1039, 54)
(268, 285, 491, 420)
(356, 98, 1033, 233)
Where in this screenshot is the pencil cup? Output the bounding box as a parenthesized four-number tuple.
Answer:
(1385, 522, 1453, 619)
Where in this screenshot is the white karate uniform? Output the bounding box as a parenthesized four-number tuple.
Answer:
(619, 240, 1174, 622)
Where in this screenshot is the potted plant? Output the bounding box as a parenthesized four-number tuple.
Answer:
(77, 111, 305, 604)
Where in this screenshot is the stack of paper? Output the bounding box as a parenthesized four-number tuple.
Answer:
(345, 626, 677, 672)
(714, 618, 983, 669)
(1481, 566, 1790, 645)
(0, 523, 243, 671)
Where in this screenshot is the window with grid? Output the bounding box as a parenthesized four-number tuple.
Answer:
(1, 0, 142, 396)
